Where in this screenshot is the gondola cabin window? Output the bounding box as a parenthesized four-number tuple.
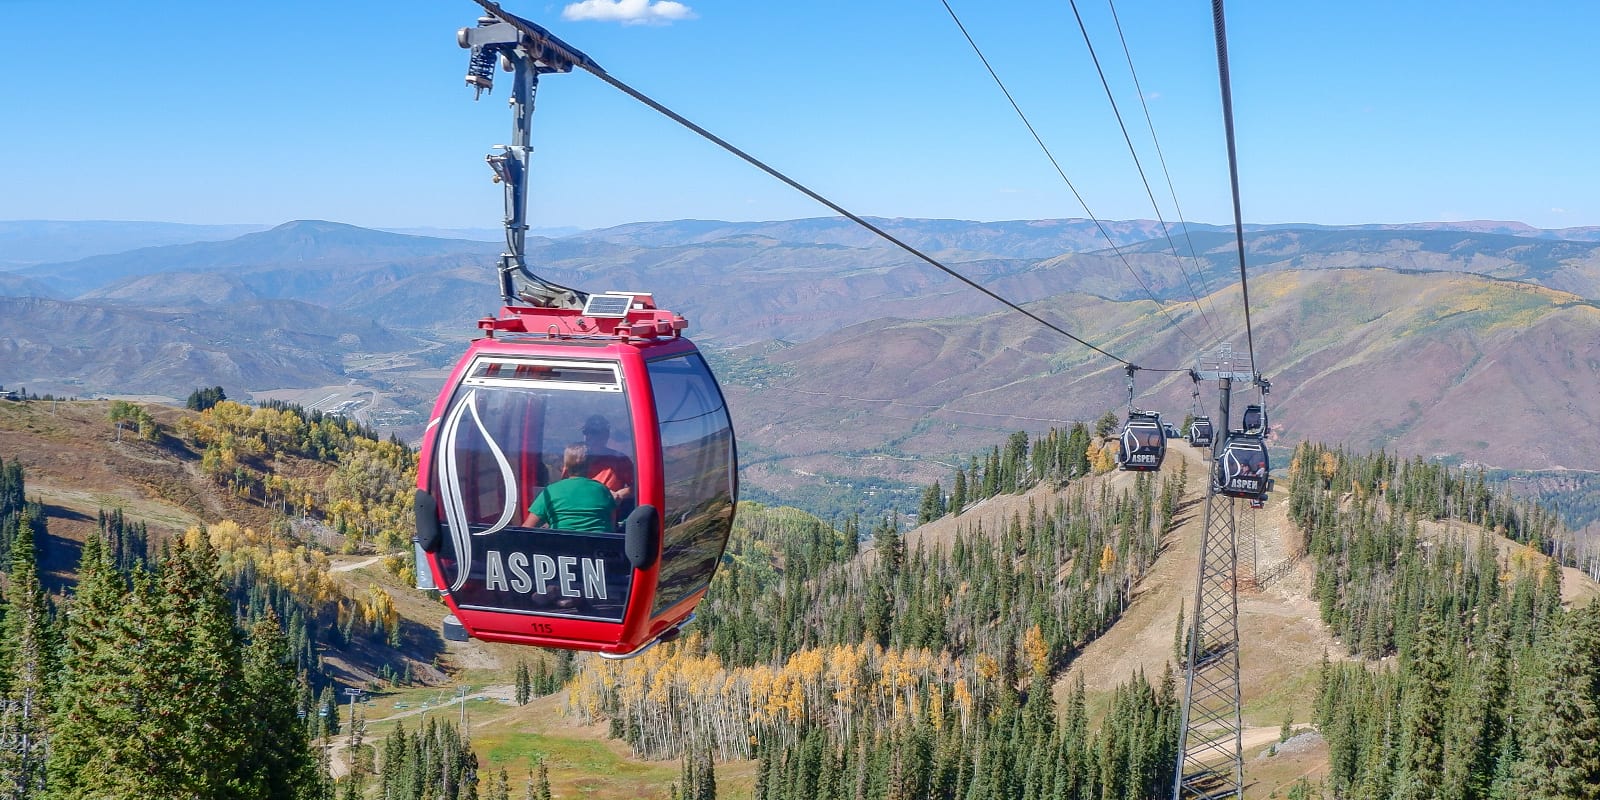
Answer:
(430, 356, 638, 621)
(441, 357, 636, 528)
(647, 352, 737, 616)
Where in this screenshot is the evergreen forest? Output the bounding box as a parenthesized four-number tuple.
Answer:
(1288, 443, 1600, 798)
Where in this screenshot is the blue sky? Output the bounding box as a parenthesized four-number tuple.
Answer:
(3, 0, 1597, 231)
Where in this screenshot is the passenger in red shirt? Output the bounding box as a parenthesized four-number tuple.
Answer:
(581, 415, 635, 506)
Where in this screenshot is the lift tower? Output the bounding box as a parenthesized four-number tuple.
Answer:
(1173, 345, 1254, 800)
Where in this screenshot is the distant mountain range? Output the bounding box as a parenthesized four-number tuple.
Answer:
(726, 268, 1599, 485)
(0, 220, 271, 268)
(0, 295, 418, 396)
(3, 215, 1598, 508)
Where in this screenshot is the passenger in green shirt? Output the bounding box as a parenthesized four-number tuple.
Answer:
(525, 444, 617, 532)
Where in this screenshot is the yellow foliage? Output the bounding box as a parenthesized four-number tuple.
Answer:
(1318, 451, 1340, 483)
(1086, 440, 1117, 474)
(975, 652, 1000, 683)
(1022, 625, 1050, 676)
(1098, 543, 1117, 575)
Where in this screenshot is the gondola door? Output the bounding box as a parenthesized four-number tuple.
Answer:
(418, 352, 643, 651)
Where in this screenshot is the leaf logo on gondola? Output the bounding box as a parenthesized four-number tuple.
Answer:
(437, 389, 520, 592)
(1119, 427, 1138, 462)
(1221, 449, 1243, 482)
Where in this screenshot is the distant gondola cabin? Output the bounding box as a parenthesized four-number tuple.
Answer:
(1116, 412, 1166, 471)
(1241, 404, 1266, 434)
(1215, 434, 1271, 501)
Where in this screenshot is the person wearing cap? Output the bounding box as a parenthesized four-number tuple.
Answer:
(524, 444, 616, 532)
(581, 414, 635, 506)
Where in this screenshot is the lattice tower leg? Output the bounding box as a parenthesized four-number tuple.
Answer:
(1173, 491, 1244, 800)
(1238, 506, 1257, 590)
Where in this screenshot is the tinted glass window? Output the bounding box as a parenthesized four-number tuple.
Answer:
(648, 353, 737, 615)
(1238, 446, 1268, 475)
(430, 357, 640, 618)
(437, 357, 636, 528)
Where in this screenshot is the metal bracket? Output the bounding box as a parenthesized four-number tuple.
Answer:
(459, 6, 591, 309)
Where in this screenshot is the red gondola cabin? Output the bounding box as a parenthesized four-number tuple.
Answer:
(414, 292, 738, 658)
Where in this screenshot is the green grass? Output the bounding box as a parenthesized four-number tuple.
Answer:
(1242, 665, 1321, 731)
(347, 683, 758, 800)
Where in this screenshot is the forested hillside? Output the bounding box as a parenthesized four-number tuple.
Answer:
(558, 423, 1190, 800)
(1287, 444, 1600, 798)
(7, 392, 1600, 799)
(0, 399, 484, 799)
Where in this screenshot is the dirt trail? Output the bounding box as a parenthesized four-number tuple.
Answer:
(331, 555, 383, 573)
(1055, 445, 1343, 729)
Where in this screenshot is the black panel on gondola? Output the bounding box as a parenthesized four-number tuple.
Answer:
(1116, 412, 1167, 471)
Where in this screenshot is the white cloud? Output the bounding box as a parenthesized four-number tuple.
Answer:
(1551, 207, 1568, 215)
(562, 0, 696, 25)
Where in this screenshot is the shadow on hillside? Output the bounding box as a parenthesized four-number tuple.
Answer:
(1167, 494, 1205, 533)
(38, 527, 84, 594)
(151, 430, 200, 460)
(322, 615, 447, 688)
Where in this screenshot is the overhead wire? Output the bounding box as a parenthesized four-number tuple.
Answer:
(1210, 0, 1258, 374)
(591, 69, 1137, 367)
(1062, 0, 1220, 341)
(936, 0, 1205, 352)
(1104, 0, 1223, 329)
(470, 0, 1155, 369)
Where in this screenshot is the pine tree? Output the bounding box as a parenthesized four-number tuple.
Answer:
(694, 745, 716, 800)
(0, 512, 52, 799)
(1514, 602, 1600, 798)
(534, 756, 551, 800)
(238, 610, 317, 800)
(1095, 410, 1118, 438)
(485, 767, 510, 800)
(515, 659, 531, 706)
(157, 533, 248, 798)
(319, 686, 340, 737)
(45, 528, 130, 798)
(918, 482, 945, 524)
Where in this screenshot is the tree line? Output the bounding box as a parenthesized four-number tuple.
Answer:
(0, 456, 40, 569)
(0, 443, 449, 798)
(180, 399, 417, 556)
(919, 424, 1100, 524)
